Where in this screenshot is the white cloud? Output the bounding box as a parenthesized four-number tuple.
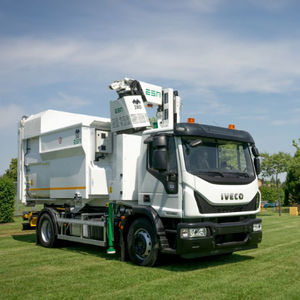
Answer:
(292, 107, 300, 114)
(0, 104, 25, 129)
(272, 118, 300, 126)
(120, 0, 223, 14)
(48, 92, 90, 109)
(251, 0, 295, 11)
(236, 114, 269, 121)
(1, 33, 300, 96)
(2, 8, 300, 108)
(167, 0, 223, 13)
(0, 38, 80, 69)
(181, 87, 231, 116)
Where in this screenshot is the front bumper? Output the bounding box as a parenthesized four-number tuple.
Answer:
(176, 218, 262, 258)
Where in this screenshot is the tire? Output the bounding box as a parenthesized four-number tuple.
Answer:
(37, 213, 58, 248)
(127, 218, 159, 267)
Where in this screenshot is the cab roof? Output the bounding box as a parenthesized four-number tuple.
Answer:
(174, 123, 254, 144)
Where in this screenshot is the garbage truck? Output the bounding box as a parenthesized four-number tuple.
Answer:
(17, 78, 262, 266)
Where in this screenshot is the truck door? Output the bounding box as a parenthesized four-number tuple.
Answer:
(138, 135, 182, 218)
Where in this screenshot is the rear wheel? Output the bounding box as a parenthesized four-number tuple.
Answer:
(127, 218, 159, 266)
(37, 213, 58, 247)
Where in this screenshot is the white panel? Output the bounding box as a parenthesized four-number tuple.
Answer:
(89, 163, 112, 195)
(139, 81, 163, 105)
(24, 137, 50, 198)
(122, 135, 142, 200)
(23, 117, 41, 139)
(18, 109, 112, 205)
(109, 134, 142, 201)
(50, 155, 86, 199)
(110, 96, 150, 133)
(95, 130, 112, 153)
(41, 126, 82, 153)
(22, 110, 110, 139)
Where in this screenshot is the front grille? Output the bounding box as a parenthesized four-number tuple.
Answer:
(215, 232, 247, 245)
(194, 192, 259, 214)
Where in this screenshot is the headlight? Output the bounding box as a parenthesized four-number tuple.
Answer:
(180, 228, 189, 238)
(253, 223, 262, 232)
(189, 228, 207, 237)
(180, 227, 208, 238)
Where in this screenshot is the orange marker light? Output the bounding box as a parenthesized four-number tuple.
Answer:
(228, 124, 235, 130)
(188, 118, 195, 124)
(147, 104, 153, 108)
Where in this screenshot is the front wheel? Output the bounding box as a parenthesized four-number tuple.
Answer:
(127, 218, 159, 266)
(37, 213, 58, 248)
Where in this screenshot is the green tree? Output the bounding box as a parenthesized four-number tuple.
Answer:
(260, 185, 284, 203)
(285, 139, 300, 204)
(0, 176, 15, 223)
(292, 138, 300, 153)
(4, 158, 18, 182)
(260, 152, 292, 215)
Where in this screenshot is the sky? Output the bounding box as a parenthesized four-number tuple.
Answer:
(0, 0, 300, 174)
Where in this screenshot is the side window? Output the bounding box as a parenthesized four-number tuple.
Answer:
(238, 145, 247, 171)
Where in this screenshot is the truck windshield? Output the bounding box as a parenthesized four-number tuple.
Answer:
(181, 137, 255, 184)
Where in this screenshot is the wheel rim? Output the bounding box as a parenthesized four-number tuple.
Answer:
(133, 228, 152, 260)
(41, 219, 52, 243)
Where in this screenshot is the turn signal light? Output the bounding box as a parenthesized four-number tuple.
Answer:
(188, 118, 195, 124)
(228, 124, 235, 130)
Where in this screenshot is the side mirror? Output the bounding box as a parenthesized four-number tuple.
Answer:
(252, 146, 260, 157)
(254, 157, 261, 175)
(153, 135, 167, 148)
(153, 149, 168, 171)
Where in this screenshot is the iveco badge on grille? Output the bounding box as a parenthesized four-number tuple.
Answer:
(221, 193, 244, 200)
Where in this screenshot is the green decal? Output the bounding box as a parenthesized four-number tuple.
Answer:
(114, 107, 123, 114)
(145, 89, 161, 98)
(73, 138, 82, 145)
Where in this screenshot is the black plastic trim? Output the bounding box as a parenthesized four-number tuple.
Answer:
(176, 218, 262, 256)
(194, 192, 259, 214)
(175, 123, 254, 144)
(191, 173, 256, 185)
(130, 206, 165, 233)
(129, 205, 170, 250)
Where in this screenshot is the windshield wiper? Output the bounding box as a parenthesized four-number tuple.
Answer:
(207, 171, 225, 177)
(193, 170, 225, 177)
(226, 172, 250, 178)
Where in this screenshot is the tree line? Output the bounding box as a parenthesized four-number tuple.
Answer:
(260, 138, 300, 205)
(0, 158, 17, 223)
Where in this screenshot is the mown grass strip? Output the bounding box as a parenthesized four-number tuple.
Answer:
(0, 211, 299, 299)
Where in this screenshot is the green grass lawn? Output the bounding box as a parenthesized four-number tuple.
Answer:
(0, 210, 299, 300)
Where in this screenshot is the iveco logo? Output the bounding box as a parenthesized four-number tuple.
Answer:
(221, 193, 244, 200)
